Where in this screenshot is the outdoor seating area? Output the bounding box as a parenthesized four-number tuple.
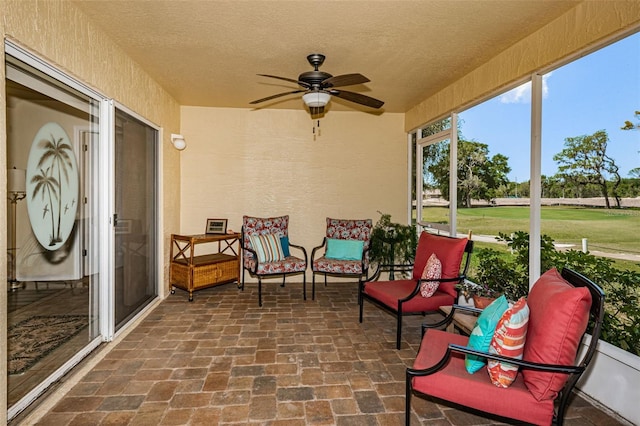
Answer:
(3, 2, 639, 423)
(20, 276, 625, 426)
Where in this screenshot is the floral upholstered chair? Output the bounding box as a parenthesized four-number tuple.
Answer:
(241, 215, 307, 306)
(311, 218, 372, 301)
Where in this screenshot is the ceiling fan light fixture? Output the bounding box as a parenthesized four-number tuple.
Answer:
(302, 91, 331, 108)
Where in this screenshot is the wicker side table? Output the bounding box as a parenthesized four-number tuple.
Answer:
(169, 232, 241, 301)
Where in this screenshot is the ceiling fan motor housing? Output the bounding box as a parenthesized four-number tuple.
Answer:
(298, 71, 333, 89)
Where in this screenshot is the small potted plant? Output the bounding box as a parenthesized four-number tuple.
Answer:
(369, 212, 417, 280)
(456, 279, 502, 309)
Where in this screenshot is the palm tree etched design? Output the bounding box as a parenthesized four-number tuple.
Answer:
(30, 134, 74, 246)
(30, 167, 59, 246)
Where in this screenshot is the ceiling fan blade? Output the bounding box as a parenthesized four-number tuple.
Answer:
(330, 90, 384, 109)
(322, 73, 370, 88)
(250, 90, 305, 104)
(257, 74, 310, 88)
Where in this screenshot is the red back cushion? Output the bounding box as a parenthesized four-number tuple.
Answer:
(522, 268, 592, 401)
(412, 232, 468, 298)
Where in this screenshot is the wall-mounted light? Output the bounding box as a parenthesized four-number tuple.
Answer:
(171, 133, 186, 151)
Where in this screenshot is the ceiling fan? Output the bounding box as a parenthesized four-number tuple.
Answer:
(250, 54, 384, 115)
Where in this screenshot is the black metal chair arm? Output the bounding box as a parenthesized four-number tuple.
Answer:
(365, 262, 414, 282)
(241, 246, 259, 274)
(425, 303, 482, 330)
(397, 275, 466, 304)
(449, 344, 584, 374)
(310, 238, 327, 265)
(288, 242, 308, 264)
(407, 344, 583, 378)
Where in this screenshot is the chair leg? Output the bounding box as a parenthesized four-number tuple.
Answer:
(241, 267, 245, 291)
(258, 277, 263, 307)
(303, 273, 307, 300)
(281, 276, 285, 287)
(396, 311, 403, 349)
(312, 272, 316, 300)
(405, 370, 412, 425)
(324, 273, 327, 287)
(359, 291, 364, 322)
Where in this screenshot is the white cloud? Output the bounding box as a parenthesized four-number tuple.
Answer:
(500, 73, 552, 104)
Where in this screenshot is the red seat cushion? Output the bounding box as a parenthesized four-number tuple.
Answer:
(412, 233, 468, 298)
(412, 329, 555, 425)
(522, 268, 592, 401)
(363, 280, 454, 313)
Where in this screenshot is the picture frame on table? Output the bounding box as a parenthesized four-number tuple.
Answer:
(205, 218, 228, 234)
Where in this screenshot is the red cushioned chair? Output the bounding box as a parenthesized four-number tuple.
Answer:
(359, 231, 473, 349)
(405, 267, 605, 426)
(241, 215, 308, 306)
(311, 218, 372, 301)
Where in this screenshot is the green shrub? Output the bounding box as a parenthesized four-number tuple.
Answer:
(472, 231, 640, 356)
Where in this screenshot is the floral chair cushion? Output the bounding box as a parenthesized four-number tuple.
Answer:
(326, 218, 372, 248)
(242, 215, 306, 273)
(313, 218, 372, 275)
(244, 256, 307, 274)
(313, 257, 364, 274)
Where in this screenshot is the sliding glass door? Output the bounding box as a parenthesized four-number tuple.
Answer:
(5, 44, 160, 420)
(5, 52, 101, 415)
(113, 107, 158, 330)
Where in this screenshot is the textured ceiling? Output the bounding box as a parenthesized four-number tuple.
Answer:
(72, 0, 580, 114)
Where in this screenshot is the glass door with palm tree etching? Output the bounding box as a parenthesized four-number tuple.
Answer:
(5, 52, 101, 416)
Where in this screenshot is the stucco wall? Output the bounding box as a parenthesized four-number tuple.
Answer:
(405, 0, 640, 131)
(2, 0, 181, 285)
(0, 0, 181, 421)
(180, 107, 407, 282)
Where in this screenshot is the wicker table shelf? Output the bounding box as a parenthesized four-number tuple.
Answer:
(169, 233, 241, 301)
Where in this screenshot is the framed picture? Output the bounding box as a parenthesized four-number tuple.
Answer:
(206, 218, 228, 234)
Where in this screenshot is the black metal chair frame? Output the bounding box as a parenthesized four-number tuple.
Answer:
(359, 238, 474, 349)
(405, 267, 605, 426)
(310, 237, 371, 302)
(240, 226, 308, 307)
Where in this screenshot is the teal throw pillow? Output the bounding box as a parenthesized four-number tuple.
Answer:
(325, 238, 364, 261)
(465, 295, 509, 374)
(280, 236, 290, 257)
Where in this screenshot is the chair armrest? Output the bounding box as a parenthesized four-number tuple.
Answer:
(310, 238, 327, 264)
(398, 274, 467, 305)
(407, 343, 583, 379)
(447, 344, 584, 374)
(365, 262, 414, 282)
(289, 242, 308, 264)
(241, 246, 259, 273)
(425, 304, 482, 330)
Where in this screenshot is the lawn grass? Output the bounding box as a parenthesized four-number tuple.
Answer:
(422, 205, 640, 254)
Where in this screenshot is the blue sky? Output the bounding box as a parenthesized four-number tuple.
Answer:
(458, 31, 640, 182)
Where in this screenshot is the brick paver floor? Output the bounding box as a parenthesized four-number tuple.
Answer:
(23, 280, 628, 425)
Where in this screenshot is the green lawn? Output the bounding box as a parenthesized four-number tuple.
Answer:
(422, 205, 640, 255)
